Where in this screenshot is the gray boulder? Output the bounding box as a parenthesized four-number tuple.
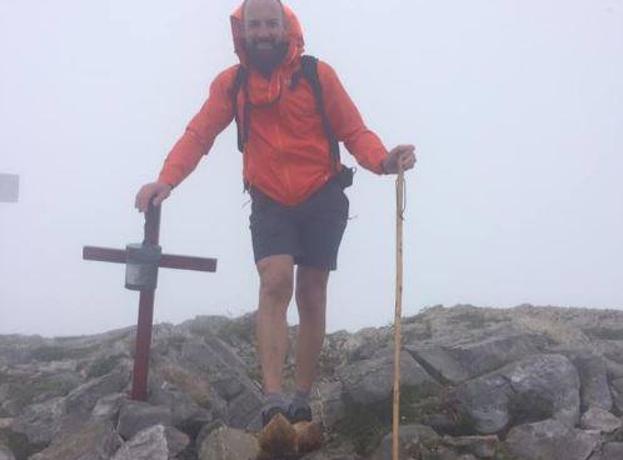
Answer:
(440, 435, 498, 458)
(609, 377, 623, 413)
(116, 400, 173, 440)
(29, 420, 121, 460)
(198, 426, 259, 460)
(504, 354, 580, 427)
(406, 346, 470, 383)
(407, 333, 548, 384)
(310, 380, 346, 428)
(112, 424, 189, 460)
(90, 393, 127, 422)
(64, 370, 130, 416)
(343, 327, 391, 362)
(579, 406, 621, 433)
(454, 354, 580, 434)
(0, 371, 82, 417)
(504, 419, 600, 460)
(0, 445, 15, 460)
(12, 397, 66, 445)
(453, 374, 511, 434)
(370, 424, 440, 460)
(568, 351, 612, 411)
(594, 443, 623, 460)
(337, 351, 438, 405)
(149, 383, 213, 433)
(177, 338, 263, 429)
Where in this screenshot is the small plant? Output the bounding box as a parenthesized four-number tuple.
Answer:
(86, 354, 125, 379)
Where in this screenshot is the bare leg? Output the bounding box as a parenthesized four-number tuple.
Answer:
(294, 266, 330, 393)
(256, 255, 294, 394)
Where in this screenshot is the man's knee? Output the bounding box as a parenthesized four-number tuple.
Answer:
(258, 256, 294, 308)
(296, 267, 329, 309)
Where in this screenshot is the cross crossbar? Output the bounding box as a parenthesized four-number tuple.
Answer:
(83, 204, 217, 400)
(83, 247, 217, 272)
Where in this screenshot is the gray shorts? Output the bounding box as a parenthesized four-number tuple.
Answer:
(249, 180, 349, 271)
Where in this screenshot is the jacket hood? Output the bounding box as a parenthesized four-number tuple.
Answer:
(230, 2, 305, 69)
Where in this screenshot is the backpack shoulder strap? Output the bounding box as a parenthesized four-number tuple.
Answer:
(231, 65, 248, 153)
(298, 55, 341, 171)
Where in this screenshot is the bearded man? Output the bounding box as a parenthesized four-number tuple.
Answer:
(135, 0, 416, 427)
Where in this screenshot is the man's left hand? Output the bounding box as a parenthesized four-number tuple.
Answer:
(382, 145, 417, 174)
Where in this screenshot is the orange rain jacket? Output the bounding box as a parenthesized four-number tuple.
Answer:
(158, 4, 388, 206)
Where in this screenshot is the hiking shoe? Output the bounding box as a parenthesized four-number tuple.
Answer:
(287, 402, 312, 424)
(262, 405, 288, 428)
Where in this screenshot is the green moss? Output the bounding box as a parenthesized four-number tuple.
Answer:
(582, 327, 623, 341)
(245, 364, 262, 383)
(333, 383, 444, 455)
(166, 335, 187, 352)
(216, 317, 254, 344)
(4, 376, 77, 411)
(0, 370, 11, 385)
(31, 344, 98, 362)
(0, 429, 47, 460)
(86, 354, 125, 379)
(494, 444, 518, 460)
(447, 312, 488, 330)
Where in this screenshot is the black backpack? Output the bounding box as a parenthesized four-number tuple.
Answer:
(230, 55, 344, 175)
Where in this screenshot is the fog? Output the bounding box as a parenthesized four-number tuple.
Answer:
(1, 0, 622, 336)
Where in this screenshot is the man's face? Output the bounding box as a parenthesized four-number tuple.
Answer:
(243, 0, 288, 74)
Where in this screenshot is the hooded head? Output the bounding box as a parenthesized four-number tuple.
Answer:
(231, 0, 305, 75)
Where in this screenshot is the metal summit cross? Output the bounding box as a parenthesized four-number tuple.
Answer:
(83, 204, 217, 401)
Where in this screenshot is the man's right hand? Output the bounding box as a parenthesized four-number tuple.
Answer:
(134, 181, 172, 213)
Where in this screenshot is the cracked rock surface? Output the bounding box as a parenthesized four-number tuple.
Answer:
(1, 304, 623, 459)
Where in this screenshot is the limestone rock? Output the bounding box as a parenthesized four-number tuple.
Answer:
(64, 370, 130, 416)
(90, 393, 127, 422)
(338, 351, 438, 405)
(504, 354, 580, 427)
(454, 354, 580, 434)
(595, 443, 623, 460)
(580, 406, 621, 433)
(310, 380, 345, 428)
(116, 400, 173, 440)
(370, 424, 440, 460)
(0, 370, 82, 417)
(149, 382, 213, 435)
(198, 426, 260, 460)
(0, 419, 13, 430)
(4, 305, 623, 460)
(176, 338, 264, 429)
(440, 435, 498, 458)
(568, 351, 612, 411)
(407, 333, 549, 384)
(609, 377, 623, 413)
(12, 397, 66, 445)
(343, 327, 391, 363)
(112, 424, 189, 460)
(0, 445, 15, 460)
(504, 419, 600, 460)
(29, 420, 121, 460)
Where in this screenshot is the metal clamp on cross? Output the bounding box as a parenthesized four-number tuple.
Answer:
(83, 203, 217, 401)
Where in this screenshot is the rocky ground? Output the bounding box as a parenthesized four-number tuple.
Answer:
(2, 304, 623, 459)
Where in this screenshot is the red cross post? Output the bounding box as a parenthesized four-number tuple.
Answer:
(83, 204, 217, 400)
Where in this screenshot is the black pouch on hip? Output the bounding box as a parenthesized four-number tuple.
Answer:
(335, 166, 355, 189)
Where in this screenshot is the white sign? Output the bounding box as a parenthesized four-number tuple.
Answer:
(0, 174, 19, 203)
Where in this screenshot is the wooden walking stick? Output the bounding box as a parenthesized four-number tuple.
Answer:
(392, 164, 406, 460)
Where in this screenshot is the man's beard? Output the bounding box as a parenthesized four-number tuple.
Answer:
(246, 40, 289, 76)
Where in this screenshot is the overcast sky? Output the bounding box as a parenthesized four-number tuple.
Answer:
(1, 0, 622, 337)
